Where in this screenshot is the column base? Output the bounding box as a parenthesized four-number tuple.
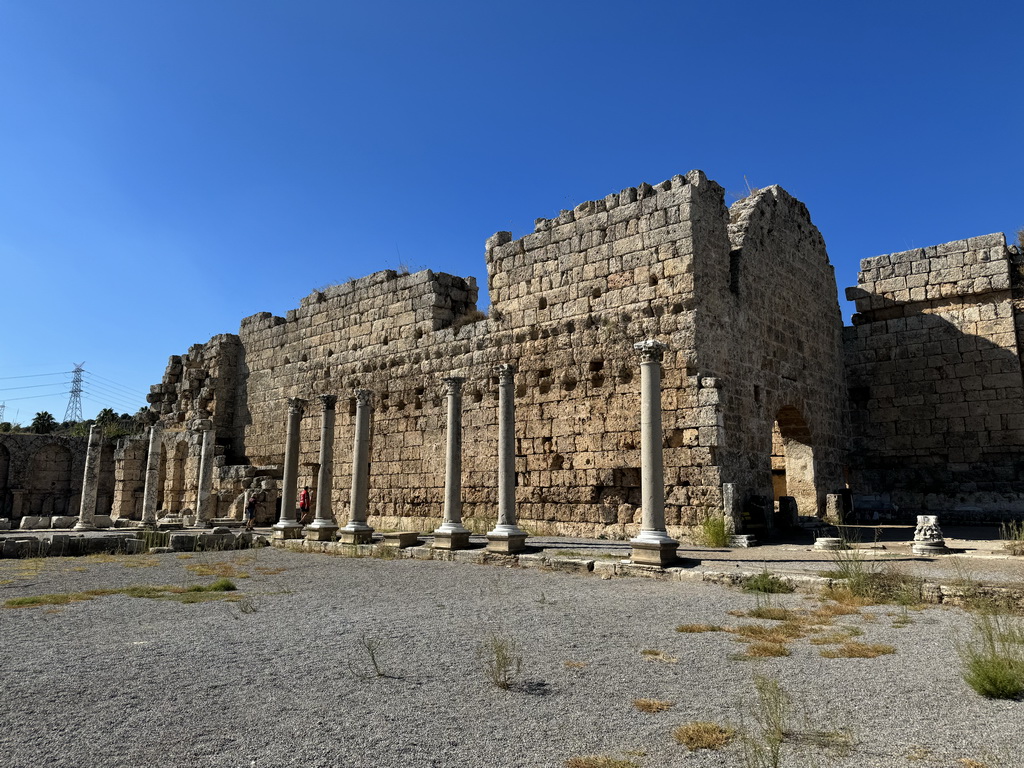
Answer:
(338, 528, 374, 544)
(486, 530, 528, 554)
(305, 524, 339, 542)
(72, 521, 97, 532)
(629, 538, 679, 567)
(433, 530, 472, 550)
(272, 523, 304, 540)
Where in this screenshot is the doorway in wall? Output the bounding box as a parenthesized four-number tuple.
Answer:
(771, 406, 818, 517)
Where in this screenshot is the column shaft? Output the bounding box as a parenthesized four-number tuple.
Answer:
(195, 427, 215, 527)
(273, 398, 305, 538)
(487, 365, 527, 552)
(141, 426, 163, 526)
(307, 395, 339, 540)
(339, 390, 374, 543)
(434, 377, 470, 548)
(74, 424, 102, 530)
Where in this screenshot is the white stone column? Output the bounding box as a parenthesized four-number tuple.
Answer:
(272, 397, 306, 539)
(629, 339, 679, 566)
(141, 426, 163, 527)
(74, 424, 102, 531)
(487, 364, 527, 553)
(306, 394, 340, 541)
(194, 423, 215, 528)
(339, 389, 374, 544)
(433, 376, 471, 550)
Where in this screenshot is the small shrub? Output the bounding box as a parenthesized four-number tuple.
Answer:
(205, 578, 238, 592)
(1000, 520, 1024, 556)
(633, 698, 674, 713)
(960, 611, 1024, 699)
(819, 642, 895, 659)
(478, 632, 523, 690)
(699, 515, 730, 547)
(673, 721, 735, 751)
(743, 572, 794, 594)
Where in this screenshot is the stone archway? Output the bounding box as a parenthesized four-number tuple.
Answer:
(772, 406, 818, 517)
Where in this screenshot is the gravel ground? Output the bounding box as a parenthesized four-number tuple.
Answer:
(0, 546, 1020, 768)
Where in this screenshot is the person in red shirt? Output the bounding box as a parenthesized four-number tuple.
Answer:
(299, 486, 312, 524)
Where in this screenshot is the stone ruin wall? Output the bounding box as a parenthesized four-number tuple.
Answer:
(845, 233, 1024, 520)
(718, 187, 847, 517)
(0, 433, 115, 525)
(140, 170, 849, 536)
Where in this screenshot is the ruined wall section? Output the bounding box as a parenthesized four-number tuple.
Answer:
(722, 187, 848, 516)
(845, 233, 1024, 518)
(143, 171, 740, 537)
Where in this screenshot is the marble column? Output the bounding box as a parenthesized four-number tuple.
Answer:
(141, 426, 163, 527)
(306, 394, 340, 541)
(272, 398, 306, 539)
(629, 340, 679, 566)
(487, 364, 528, 553)
(194, 424, 215, 528)
(433, 376, 471, 550)
(339, 389, 374, 544)
(73, 424, 102, 531)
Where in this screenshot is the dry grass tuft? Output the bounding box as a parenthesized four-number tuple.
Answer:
(820, 642, 895, 658)
(564, 660, 589, 670)
(564, 756, 640, 768)
(742, 641, 792, 658)
(675, 623, 723, 633)
(672, 722, 735, 751)
(186, 562, 250, 579)
(809, 627, 863, 645)
(254, 566, 287, 575)
(746, 605, 798, 622)
(632, 698, 674, 713)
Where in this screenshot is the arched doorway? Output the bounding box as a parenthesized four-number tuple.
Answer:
(772, 407, 818, 517)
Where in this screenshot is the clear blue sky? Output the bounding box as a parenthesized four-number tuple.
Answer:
(2, 0, 1021, 424)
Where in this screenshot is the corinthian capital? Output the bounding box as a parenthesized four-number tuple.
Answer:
(633, 339, 667, 364)
(287, 397, 307, 416)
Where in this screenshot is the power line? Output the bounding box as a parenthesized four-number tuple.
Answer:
(0, 381, 72, 392)
(64, 362, 84, 422)
(83, 370, 149, 397)
(0, 371, 71, 381)
(1, 391, 70, 403)
(82, 381, 146, 406)
(82, 377, 147, 402)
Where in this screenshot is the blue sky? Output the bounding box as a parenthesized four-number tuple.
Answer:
(1, 0, 1022, 424)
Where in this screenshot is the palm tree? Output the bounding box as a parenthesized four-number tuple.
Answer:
(31, 411, 57, 434)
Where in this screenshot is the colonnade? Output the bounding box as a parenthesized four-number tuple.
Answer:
(80, 339, 679, 566)
(266, 338, 677, 564)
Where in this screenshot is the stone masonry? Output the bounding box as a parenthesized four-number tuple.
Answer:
(115, 170, 1022, 535)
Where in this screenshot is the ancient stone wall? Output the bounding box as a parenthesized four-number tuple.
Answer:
(721, 187, 848, 517)
(140, 170, 849, 536)
(0, 433, 114, 522)
(845, 233, 1024, 519)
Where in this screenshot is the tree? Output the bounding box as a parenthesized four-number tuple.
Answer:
(31, 411, 57, 434)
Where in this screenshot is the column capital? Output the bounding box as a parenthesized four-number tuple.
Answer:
(442, 376, 465, 395)
(496, 364, 516, 383)
(287, 397, 307, 415)
(319, 394, 338, 411)
(633, 339, 667, 364)
(354, 389, 373, 407)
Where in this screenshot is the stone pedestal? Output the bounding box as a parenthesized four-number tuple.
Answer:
(912, 514, 950, 555)
(339, 389, 375, 543)
(74, 424, 102, 531)
(825, 493, 844, 523)
(194, 423, 215, 528)
(814, 537, 846, 551)
(434, 376, 472, 550)
(272, 398, 306, 540)
(722, 483, 740, 535)
(140, 426, 163, 527)
(629, 340, 679, 567)
(433, 531, 472, 550)
(306, 395, 340, 542)
(487, 365, 528, 554)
